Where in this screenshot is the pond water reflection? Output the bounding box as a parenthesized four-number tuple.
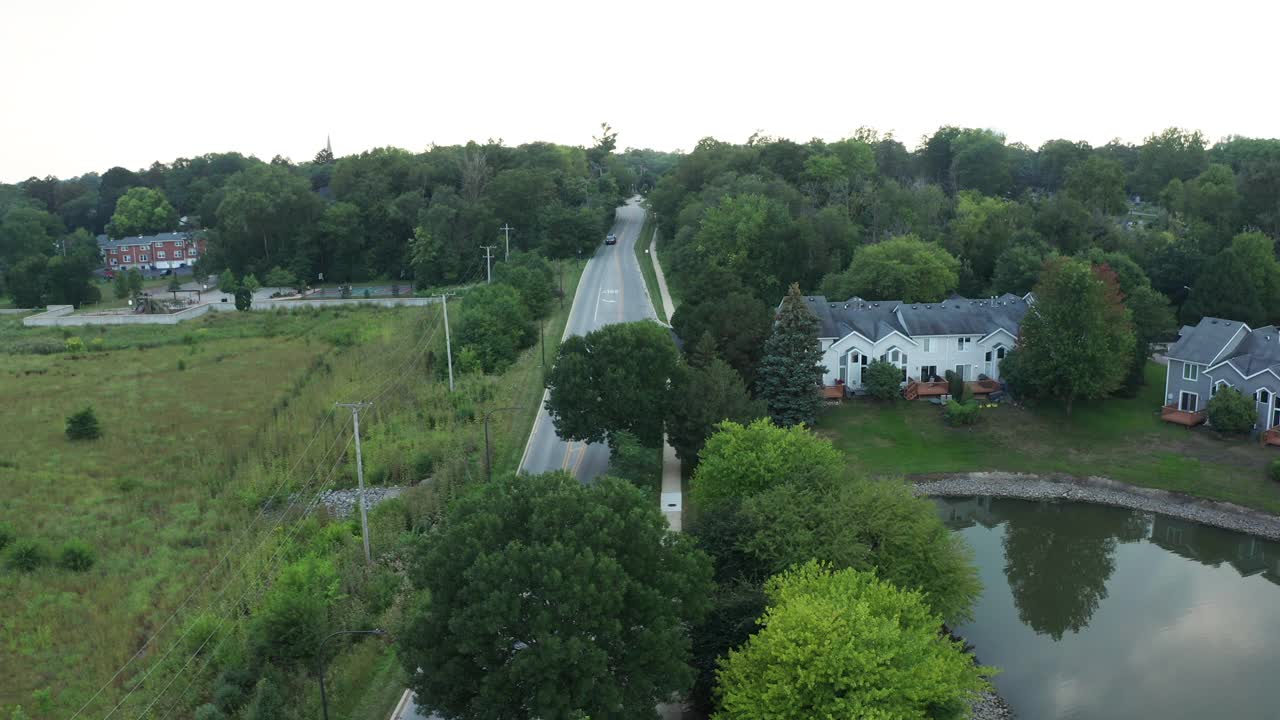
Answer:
(937, 497, 1280, 720)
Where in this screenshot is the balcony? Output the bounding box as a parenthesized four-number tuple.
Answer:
(1161, 404, 1207, 427)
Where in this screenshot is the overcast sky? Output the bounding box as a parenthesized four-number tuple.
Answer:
(2, 0, 1277, 182)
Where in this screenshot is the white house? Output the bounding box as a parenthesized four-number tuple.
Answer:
(800, 293, 1033, 392)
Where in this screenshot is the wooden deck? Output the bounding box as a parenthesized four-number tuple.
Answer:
(904, 379, 1001, 401)
(1161, 404, 1207, 427)
(821, 384, 846, 401)
(1263, 428, 1280, 447)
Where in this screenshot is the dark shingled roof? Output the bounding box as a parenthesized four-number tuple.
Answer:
(798, 294, 1031, 341)
(95, 231, 203, 250)
(1168, 317, 1249, 364)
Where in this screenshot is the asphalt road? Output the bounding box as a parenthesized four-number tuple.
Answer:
(519, 197, 657, 482)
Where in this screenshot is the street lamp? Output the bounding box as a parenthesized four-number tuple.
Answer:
(482, 407, 523, 482)
(317, 629, 388, 720)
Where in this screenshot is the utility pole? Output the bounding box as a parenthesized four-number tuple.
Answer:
(482, 407, 523, 482)
(441, 294, 454, 392)
(500, 224, 513, 260)
(482, 245, 497, 284)
(558, 260, 564, 309)
(336, 402, 373, 564)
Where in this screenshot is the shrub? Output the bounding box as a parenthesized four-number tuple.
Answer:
(64, 337, 85, 353)
(944, 399, 982, 426)
(1207, 387, 1255, 435)
(0, 523, 13, 551)
(65, 406, 101, 440)
(7, 539, 46, 572)
(194, 704, 225, 720)
(412, 452, 435, 479)
(863, 360, 903, 401)
(1269, 459, 1280, 483)
(263, 267, 297, 288)
(58, 539, 95, 571)
(234, 288, 253, 311)
(177, 359, 187, 371)
(89, 337, 105, 352)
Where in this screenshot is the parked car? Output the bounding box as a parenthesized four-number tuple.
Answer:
(605, 233, 617, 245)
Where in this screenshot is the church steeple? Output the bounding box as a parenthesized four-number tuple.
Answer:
(326, 134, 332, 155)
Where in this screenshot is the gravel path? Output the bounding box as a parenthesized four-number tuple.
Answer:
(914, 472, 1280, 541)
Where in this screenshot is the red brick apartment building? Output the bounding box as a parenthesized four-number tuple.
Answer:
(96, 231, 206, 271)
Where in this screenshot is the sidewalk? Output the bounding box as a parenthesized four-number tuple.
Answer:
(660, 436, 682, 532)
(649, 228, 677, 322)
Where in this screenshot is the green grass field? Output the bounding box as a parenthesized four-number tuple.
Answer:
(634, 213, 667, 324)
(0, 265, 587, 717)
(816, 362, 1280, 513)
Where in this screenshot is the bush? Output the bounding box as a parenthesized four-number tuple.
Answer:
(89, 337, 105, 352)
(65, 406, 101, 440)
(64, 337, 85, 353)
(0, 523, 13, 551)
(1269, 459, 1280, 483)
(1207, 387, 1255, 435)
(177, 359, 187, 371)
(194, 704, 225, 720)
(58, 539, 95, 571)
(7, 539, 46, 572)
(944, 399, 982, 426)
(412, 452, 435, 479)
(263, 267, 297, 288)
(234, 288, 253, 312)
(863, 360, 903, 401)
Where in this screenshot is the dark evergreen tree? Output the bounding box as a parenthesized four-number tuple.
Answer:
(666, 333, 766, 464)
(756, 283, 826, 427)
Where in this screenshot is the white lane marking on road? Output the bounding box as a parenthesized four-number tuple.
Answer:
(593, 289, 619, 323)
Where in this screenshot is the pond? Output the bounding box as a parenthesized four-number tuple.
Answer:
(936, 497, 1280, 720)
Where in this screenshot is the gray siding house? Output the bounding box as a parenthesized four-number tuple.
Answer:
(1163, 317, 1280, 433)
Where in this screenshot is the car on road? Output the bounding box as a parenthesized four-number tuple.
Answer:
(605, 233, 617, 245)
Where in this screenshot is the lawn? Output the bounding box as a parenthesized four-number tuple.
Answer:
(816, 362, 1280, 514)
(634, 212, 667, 323)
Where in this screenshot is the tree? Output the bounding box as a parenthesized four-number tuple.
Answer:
(714, 561, 990, 720)
(1207, 386, 1256, 434)
(1064, 155, 1128, 214)
(950, 128, 1012, 196)
(1181, 238, 1275, 327)
(113, 271, 131, 300)
(863, 359, 903, 400)
(105, 187, 178, 239)
(65, 406, 101, 440)
(608, 430, 659, 490)
(1120, 285, 1175, 394)
(263, 266, 297, 288)
(1003, 258, 1135, 414)
(670, 278, 773, 387)
(690, 418, 843, 510)
(820, 234, 960, 303)
(991, 242, 1052, 295)
(756, 283, 826, 427)
(456, 283, 533, 373)
(4, 255, 48, 307)
(1132, 128, 1208, 199)
(492, 251, 556, 319)
(125, 267, 143, 298)
(249, 556, 338, 668)
(0, 207, 61, 264)
(234, 288, 252, 311)
(241, 273, 261, 293)
(399, 472, 713, 720)
(666, 334, 767, 463)
(214, 164, 322, 274)
(736, 479, 980, 624)
(1035, 139, 1092, 191)
(545, 320, 678, 446)
(217, 268, 237, 294)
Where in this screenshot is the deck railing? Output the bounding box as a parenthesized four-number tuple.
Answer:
(1160, 404, 1207, 427)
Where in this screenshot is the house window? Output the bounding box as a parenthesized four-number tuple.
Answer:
(140, 254, 150, 262)
(996, 346, 1006, 360)
(1179, 391, 1198, 412)
(1183, 363, 1199, 381)
(890, 349, 900, 363)
(110, 258, 118, 266)
(922, 338, 932, 352)
(175, 250, 184, 258)
(958, 337, 971, 351)
(123, 255, 132, 263)
(1258, 389, 1271, 404)
(157, 251, 166, 259)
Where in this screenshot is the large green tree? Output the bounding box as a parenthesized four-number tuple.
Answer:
(104, 187, 178, 239)
(820, 234, 960, 302)
(714, 561, 990, 720)
(670, 280, 773, 388)
(1003, 257, 1135, 414)
(456, 283, 534, 373)
(689, 418, 843, 510)
(399, 472, 713, 720)
(545, 320, 679, 447)
(1064, 155, 1128, 214)
(756, 283, 827, 427)
(666, 334, 766, 464)
(1182, 231, 1280, 326)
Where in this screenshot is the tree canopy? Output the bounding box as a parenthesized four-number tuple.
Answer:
(713, 561, 990, 720)
(820, 233, 960, 302)
(756, 283, 826, 427)
(399, 472, 713, 720)
(105, 187, 178, 238)
(689, 418, 843, 510)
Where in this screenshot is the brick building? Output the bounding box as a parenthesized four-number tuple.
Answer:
(97, 231, 206, 271)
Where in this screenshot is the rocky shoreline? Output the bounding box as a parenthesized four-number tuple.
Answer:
(915, 471, 1280, 541)
(969, 689, 1013, 720)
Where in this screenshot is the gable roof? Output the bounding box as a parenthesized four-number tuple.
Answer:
(798, 294, 1031, 343)
(96, 231, 204, 250)
(1167, 317, 1251, 364)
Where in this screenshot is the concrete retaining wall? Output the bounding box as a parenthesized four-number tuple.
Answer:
(22, 296, 438, 327)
